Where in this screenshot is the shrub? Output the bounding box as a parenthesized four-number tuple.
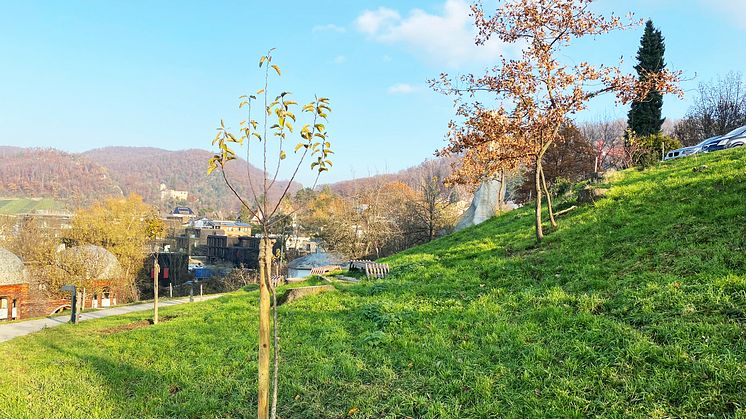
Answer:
(628, 132, 682, 167)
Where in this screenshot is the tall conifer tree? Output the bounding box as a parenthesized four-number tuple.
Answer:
(627, 20, 666, 136)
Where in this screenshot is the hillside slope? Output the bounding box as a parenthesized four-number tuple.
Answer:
(1, 148, 744, 417)
(0, 148, 123, 204)
(0, 146, 301, 212)
(84, 147, 302, 212)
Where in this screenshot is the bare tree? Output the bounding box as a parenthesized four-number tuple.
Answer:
(406, 161, 457, 242)
(673, 72, 746, 146)
(579, 117, 627, 171)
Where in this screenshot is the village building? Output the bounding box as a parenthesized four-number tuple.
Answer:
(159, 183, 189, 201)
(177, 218, 252, 249)
(0, 248, 30, 321)
(284, 236, 319, 256)
(165, 206, 196, 223)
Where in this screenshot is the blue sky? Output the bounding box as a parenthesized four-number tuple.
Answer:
(1, 0, 744, 184)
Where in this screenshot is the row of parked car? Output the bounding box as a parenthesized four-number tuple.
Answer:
(664, 125, 746, 160)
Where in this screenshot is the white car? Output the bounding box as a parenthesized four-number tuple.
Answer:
(663, 136, 722, 161)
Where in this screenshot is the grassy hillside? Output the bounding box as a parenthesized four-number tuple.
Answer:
(1, 148, 744, 417)
(0, 198, 67, 215)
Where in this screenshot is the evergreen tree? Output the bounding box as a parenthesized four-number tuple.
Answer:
(627, 20, 666, 137)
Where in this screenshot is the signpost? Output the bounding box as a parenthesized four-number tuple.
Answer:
(61, 284, 77, 324)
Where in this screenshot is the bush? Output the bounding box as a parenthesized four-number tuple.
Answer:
(629, 132, 681, 167)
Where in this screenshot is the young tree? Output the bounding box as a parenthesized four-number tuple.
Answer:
(627, 20, 667, 137)
(207, 49, 334, 419)
(433, 0, 681, 241)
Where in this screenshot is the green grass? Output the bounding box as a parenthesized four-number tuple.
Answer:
(2, 149, 745, 418)
(0, 197, 66, 214)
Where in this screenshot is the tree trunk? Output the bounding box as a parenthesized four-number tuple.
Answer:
(497, 169, 507, 213)
(534, 158, 544, 242)
(270, 270, 280, 419)
(258, 237, 271, 419)
(540, 166, 557, 228)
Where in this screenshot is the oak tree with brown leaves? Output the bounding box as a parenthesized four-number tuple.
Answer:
(433, 0, 682, 241)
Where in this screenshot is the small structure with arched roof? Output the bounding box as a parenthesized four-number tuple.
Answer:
(58, 245, 125, 309)
(0, 248, 30, 320)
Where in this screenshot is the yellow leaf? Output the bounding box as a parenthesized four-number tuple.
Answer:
(271, 64, 281, 76)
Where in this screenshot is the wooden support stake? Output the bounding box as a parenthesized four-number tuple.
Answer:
(153, 256, 160, 325)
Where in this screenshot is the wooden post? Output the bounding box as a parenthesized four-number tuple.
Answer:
(257, 237, 271, 419)
(153, 256, 160, 325)
(169, 282, 173, 298)
(70, 288, 77, 324)
(200, 283, 203, 297)
(80, 288, 86, 314)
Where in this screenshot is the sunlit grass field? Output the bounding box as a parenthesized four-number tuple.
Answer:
(1, 148, 744, 418)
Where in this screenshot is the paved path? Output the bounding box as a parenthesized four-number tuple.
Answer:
(0, 294, 223, 343)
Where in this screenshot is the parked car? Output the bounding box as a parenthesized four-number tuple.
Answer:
(693, 135, 724, 153)
(702, 126, 746, 152)
(664, 145, 696, 160)
(663, 136, 721, 161)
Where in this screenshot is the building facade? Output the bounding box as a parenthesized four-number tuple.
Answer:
(0, 248, 30, 320)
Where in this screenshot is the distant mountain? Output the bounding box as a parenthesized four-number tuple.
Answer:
(0, 148, 122, 205)
(83, 147, 301, 214)
(324, 157, 460, 196)
(0, 146, 301, 214)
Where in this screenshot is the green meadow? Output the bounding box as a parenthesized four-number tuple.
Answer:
(1, 148, 744, 418)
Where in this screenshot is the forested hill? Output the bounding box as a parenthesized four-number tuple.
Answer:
(83, 147, 301, 213)
(0, 148, 122, 204)
(324, 157, 460, 196)
(0, 146, 301, 213)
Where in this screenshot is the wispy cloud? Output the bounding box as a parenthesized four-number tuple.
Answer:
(333, 55, 347, 64)
(706, 0, 746, 28)
(312, 23, 347, 33)
(355, 0, 512, 67)
(387, 83, 418, 94)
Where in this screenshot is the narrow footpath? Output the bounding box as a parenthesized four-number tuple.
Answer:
(0, 294, 223, 343)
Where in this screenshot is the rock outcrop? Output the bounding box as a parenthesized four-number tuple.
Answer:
(455, 179, 506, 231)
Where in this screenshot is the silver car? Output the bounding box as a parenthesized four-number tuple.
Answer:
(663, 136, 721, 161)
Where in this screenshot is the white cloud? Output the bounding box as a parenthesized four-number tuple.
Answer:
(312, 23, 347, 33)
(387, 83, 418, 94)
(355, 0, 511, 67)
